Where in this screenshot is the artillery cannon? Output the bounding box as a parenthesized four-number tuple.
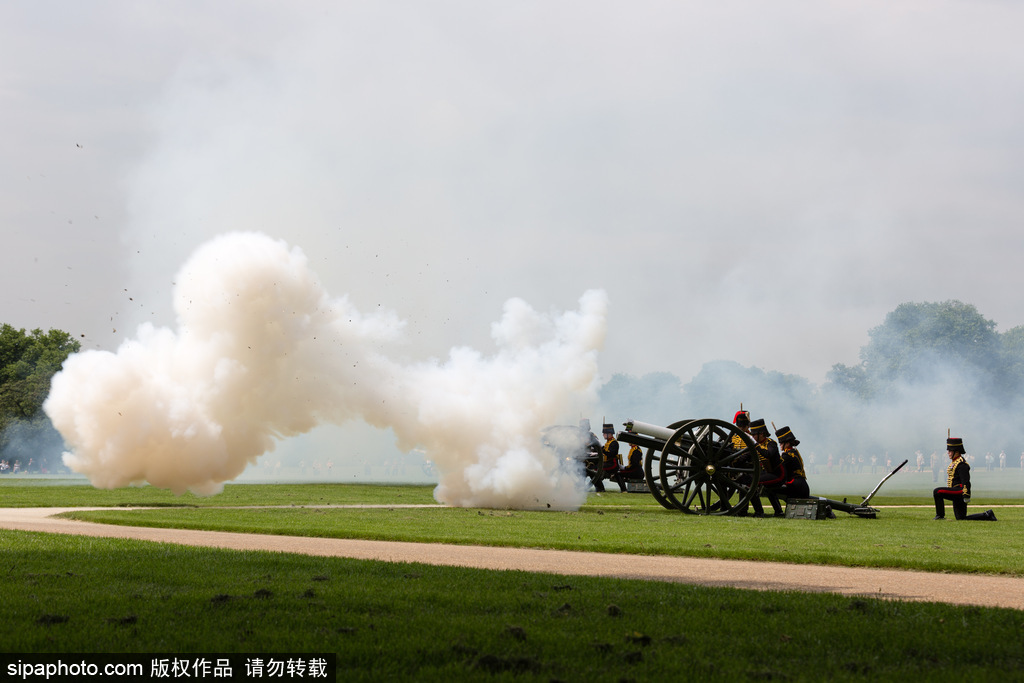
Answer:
(615, 418, 904, 518)
(616, 418, 760, 515)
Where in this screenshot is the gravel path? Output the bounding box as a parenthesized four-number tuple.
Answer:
(2, 507, 1022, 611)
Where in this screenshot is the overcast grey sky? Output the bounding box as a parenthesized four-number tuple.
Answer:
(4, 1, 1024, 388)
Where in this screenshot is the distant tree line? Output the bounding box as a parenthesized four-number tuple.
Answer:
(827, 300, 1021, 402)
(6, 302, 1024, 474)
(0, 324, 80, 472)
(599, 301, 1024, 462)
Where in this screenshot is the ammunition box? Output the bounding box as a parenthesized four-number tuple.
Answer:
(784, 498, 831, 520)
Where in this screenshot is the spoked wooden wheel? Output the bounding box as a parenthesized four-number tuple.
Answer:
(644, 420, 687, 510)
(583, 451, 602, 489)
(657, 418, 760, 515)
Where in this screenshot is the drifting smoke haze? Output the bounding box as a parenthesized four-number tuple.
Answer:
(599, 315, 1024, 498)
(685, 364, 1012, 464)
(6, 4, 1024, 499)
(44, 232, 607, 509)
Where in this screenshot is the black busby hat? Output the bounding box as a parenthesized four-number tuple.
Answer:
(775, 426, 800, 447)
(733, 410, 750, 427)
(602, 423, 615, 434)
(946, 437, 965, 454)
(749, 419, 768, 436)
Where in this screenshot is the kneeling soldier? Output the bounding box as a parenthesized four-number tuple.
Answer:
(775, 425, 810, 499)
(750, 419, 785, 517)
(933, 436, 996, 521)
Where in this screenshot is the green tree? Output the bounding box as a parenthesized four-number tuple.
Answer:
(0, 324, 80, 471)
(863, 301, 999, 385)
(998, 325, 1024, 398)
(824, 362, 872, 400)
(827, 301, 1006, 401)
(821, 301, 1024, 456)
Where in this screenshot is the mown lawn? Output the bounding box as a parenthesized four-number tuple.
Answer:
(2, 530, 1022, 682)
(59, 501, 1024, 575)
(2, 480, 1022, 680)
(0, 480, 436, 507)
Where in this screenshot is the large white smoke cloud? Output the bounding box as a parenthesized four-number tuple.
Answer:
(44, 232, 606, 510)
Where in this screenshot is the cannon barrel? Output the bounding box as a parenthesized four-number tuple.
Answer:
(622, 419, 679, 442)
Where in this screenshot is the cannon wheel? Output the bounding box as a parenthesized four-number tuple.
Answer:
(584, 452, 602, 489)
(643, 420, 688, 511)
(658, 418, 760, 515)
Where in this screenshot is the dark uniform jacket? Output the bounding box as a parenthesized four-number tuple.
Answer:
(626, 445, 643, 470)
(782, 447, 806, 480)
(944, 456, 971, 496)
(602, 438, 620, 472)
(757, 439, 782, 473)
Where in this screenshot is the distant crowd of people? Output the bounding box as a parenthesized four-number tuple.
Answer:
(0, 457, 67, 475)
(0, 457, 33, 474)
(801, 449, 1024, 482)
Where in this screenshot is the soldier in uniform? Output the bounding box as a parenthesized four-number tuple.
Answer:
(731, 409, 751, 448)
(775, 425, 809, 499)
(730, 408, 765, 517)
(750, 418, 785, 517)
(933, 436, 997, 521)
(578, 419, 604, 491)
(600, 423, 627, 493)
(619, 443, 645, 482)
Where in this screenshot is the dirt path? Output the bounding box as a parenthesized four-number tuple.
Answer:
(2, 507, 1022, 611)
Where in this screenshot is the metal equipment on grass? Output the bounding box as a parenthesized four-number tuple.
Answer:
(616, 418, 759, 515)
(613, 418, 906, 518)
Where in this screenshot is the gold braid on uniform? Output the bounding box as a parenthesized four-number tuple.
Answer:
(788, 447, 807, 478)
(757, 438, 777, 470)
(947, 456, 964, 487)
(602, 439, 617, 467)
(628, 445, 643, 469)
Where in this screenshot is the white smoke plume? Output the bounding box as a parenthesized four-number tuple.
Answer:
(43, 232, 606, 510)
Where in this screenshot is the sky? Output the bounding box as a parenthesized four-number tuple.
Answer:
(4, 2, 1024, 478)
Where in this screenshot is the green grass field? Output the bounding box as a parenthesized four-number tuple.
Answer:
(0, 478, 435, 507)
(4, 478, 1021, 575)
(54, 497, 1024, 575)
(2, 479, 1023, 681)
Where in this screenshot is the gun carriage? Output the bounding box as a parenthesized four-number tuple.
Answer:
(615, 418, 759, 515)
(613, 418, 902, 518)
